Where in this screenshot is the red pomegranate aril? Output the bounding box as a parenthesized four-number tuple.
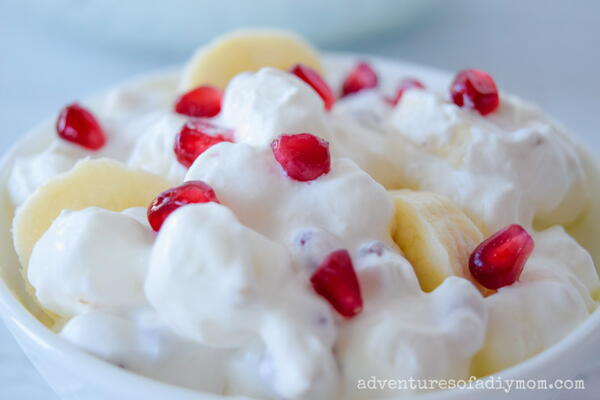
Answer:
(450, 69, 500, 115)
(147, 181, 219, 231)
(290, 64, 335, 111)
(174, 86, 223, 118)
(387, 78, 425, 106)
(56, 103, 106, 150)
(341, 62, 378, 97)
(271, 133, 330, 182)
(174, 119, 233, 168)
(310, 249, 363, 318)
(469, 224, 534, 290)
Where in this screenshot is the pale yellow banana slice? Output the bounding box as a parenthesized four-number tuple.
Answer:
(390, 189, 485, 292)
(180, 29, 323, 90)
(13, 158, 171, 267)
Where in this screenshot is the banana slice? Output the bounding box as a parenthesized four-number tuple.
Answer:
(390, 189, 485, 292)
(13, 158, 171, 267)
(181, 29, 323, 90)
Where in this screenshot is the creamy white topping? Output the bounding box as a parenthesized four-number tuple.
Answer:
(333, 89, 589, 231)
(127, 112, 187, 183)
(338, 277, 486, 399)
(60, 310, 229, 393)
(474, 226, 599, 375)
(8, 141, 88, 206)
(221, 68, 333, 148)
(28, 207, 153, 317)
(184, 141, 395, 265)
(8, 73, 180, 208)
(146, 203, 337, 399)
(13, 59, 599, 400)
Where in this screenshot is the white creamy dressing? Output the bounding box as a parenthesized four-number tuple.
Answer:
(332, 88, 589, 231)
(14, 62, 599, 399)
(28, 207, 153, 317)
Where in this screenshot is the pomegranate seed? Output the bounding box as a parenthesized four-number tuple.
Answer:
(341, 62, 378, 97)
(147, 181, 219, 231)
(271, 133, 330, 182)
(310, 249, 363, 318)
(174, 119, 233, 168)
(469, 224, 534, 290)
(387, 78, 425, 106)
(450, 69, 500, 115)
(56, 103, 106, 150)
(174, 86, 223, 117)
(289, 64, 335, 111)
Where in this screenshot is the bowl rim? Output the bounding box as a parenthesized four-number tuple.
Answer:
(0, 52, 599, 399)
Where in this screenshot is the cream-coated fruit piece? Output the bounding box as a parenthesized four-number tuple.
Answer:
(146, 203, 337, 400)
(12, 158, 171, 266)
(390, 189, 485, 292)
(184, 141, 395, 263)
(329, 89, 589, 232)
(28, 207, 154, 318)
(473, 226, 600, 376)
(180, 29, 322, 90)
(126, 112, 188, 183)
(337, 277, 487, 399)
(220, 68, 332, 148)
(7, 88, 176, 209)
(60, 310, 230, 393)
(7, 141, 88, 207)
(386, 90, 590, 231)
(340, 241, 486, 398)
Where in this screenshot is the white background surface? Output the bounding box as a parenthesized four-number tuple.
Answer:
(0, 1, 599, 398)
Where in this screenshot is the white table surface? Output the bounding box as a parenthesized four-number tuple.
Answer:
(0, 1, 598, 398)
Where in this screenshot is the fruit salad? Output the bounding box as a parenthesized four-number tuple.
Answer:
(8, 30, 599, 399)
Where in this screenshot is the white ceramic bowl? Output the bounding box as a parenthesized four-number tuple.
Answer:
(1, 55, 599, 400)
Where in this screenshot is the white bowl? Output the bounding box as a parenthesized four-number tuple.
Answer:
(1, 55, 599, 400)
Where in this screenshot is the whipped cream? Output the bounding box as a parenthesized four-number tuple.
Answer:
(184, 141, 395, 265)
(14, 57, 599, 400)
(337, 241, 487, 398)
(221, 68, 333, 148)
(474, 226, 599, 376)
(338, 277, 486, 399)
(28, 207, 153, 317)
(60, 310, 229, 393)
(9, 141, 88, 206)
(333, 89, 589, 231)
(127, 112, 188, 183)
(147, 203, 337, 399)
(8, 74, 180, 208)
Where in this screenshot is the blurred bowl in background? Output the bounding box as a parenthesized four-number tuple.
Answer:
(15, 0, 435, 55)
